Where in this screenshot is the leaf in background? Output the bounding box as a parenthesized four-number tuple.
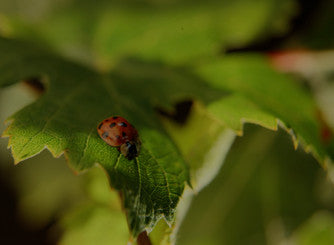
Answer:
(59, 166, 130, 245)
(268, 50, 334, 140)
(158, 102, 236, 244)
(177, 126, 334, 245)
(0, 37, 215, 237)
(93, 0, 296, 65)
(59, 204, 129, 245)
(0, 0, 296, 67)
(289, 211, 334, 245)
(195, 54, 334, 166)
(161, 102, 236, 191)
(161, 54, 334, 242)
(12, 151, 85, 229)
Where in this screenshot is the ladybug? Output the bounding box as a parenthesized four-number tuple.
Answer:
(97, 116, 141, 160)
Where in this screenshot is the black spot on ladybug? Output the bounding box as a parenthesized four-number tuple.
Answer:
(113, 116, 118, 119)
(109, 122, 116, 128)
(119, 122, 127, 127)
(122, 132, 126, 137)
(102, 132, 109, 138)
(98, 123, 103, 129)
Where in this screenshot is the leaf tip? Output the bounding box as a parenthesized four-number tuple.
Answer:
(13, 156, 22, 165)
(277, 119, 299, 149)
(186, 179, 193, 189)
(236, 130, 243, 136)
(1, 127, 10, 138)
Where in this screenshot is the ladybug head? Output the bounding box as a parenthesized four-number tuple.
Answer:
(120, 139, 141, 160)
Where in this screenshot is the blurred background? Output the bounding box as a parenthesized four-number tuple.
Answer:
(1, 0, 334, 244)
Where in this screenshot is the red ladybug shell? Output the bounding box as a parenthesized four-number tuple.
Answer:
(97, 116, 138, 147)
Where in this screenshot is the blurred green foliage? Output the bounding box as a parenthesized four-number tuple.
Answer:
(1, 0, 334, 244)
(0, 0, 296, 66)
(178, 125, 334, 244)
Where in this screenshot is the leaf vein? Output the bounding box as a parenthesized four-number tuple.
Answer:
(134, 157, 142, 228)
(77, 127, 94, 165)
(16, 87, 84, 157)
(146, 148, 173, 209)
(114, 153, 122, 171)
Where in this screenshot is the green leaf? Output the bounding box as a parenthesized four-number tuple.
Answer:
(177, 126, 334, 245)
(165, 55, 334, 243)
(59, 204, 129, 245)
(59, 167, 130, 245)
(12, 151, 86, 229)
(195, 54, 334, 166)
(161, 102, 236, 190)
(159, 103, 236, 244)
(0, 37, 200, 237)
(290, 212, 334, 245)
(1, 0, 296, 66)
(94, 0, 296, 65)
